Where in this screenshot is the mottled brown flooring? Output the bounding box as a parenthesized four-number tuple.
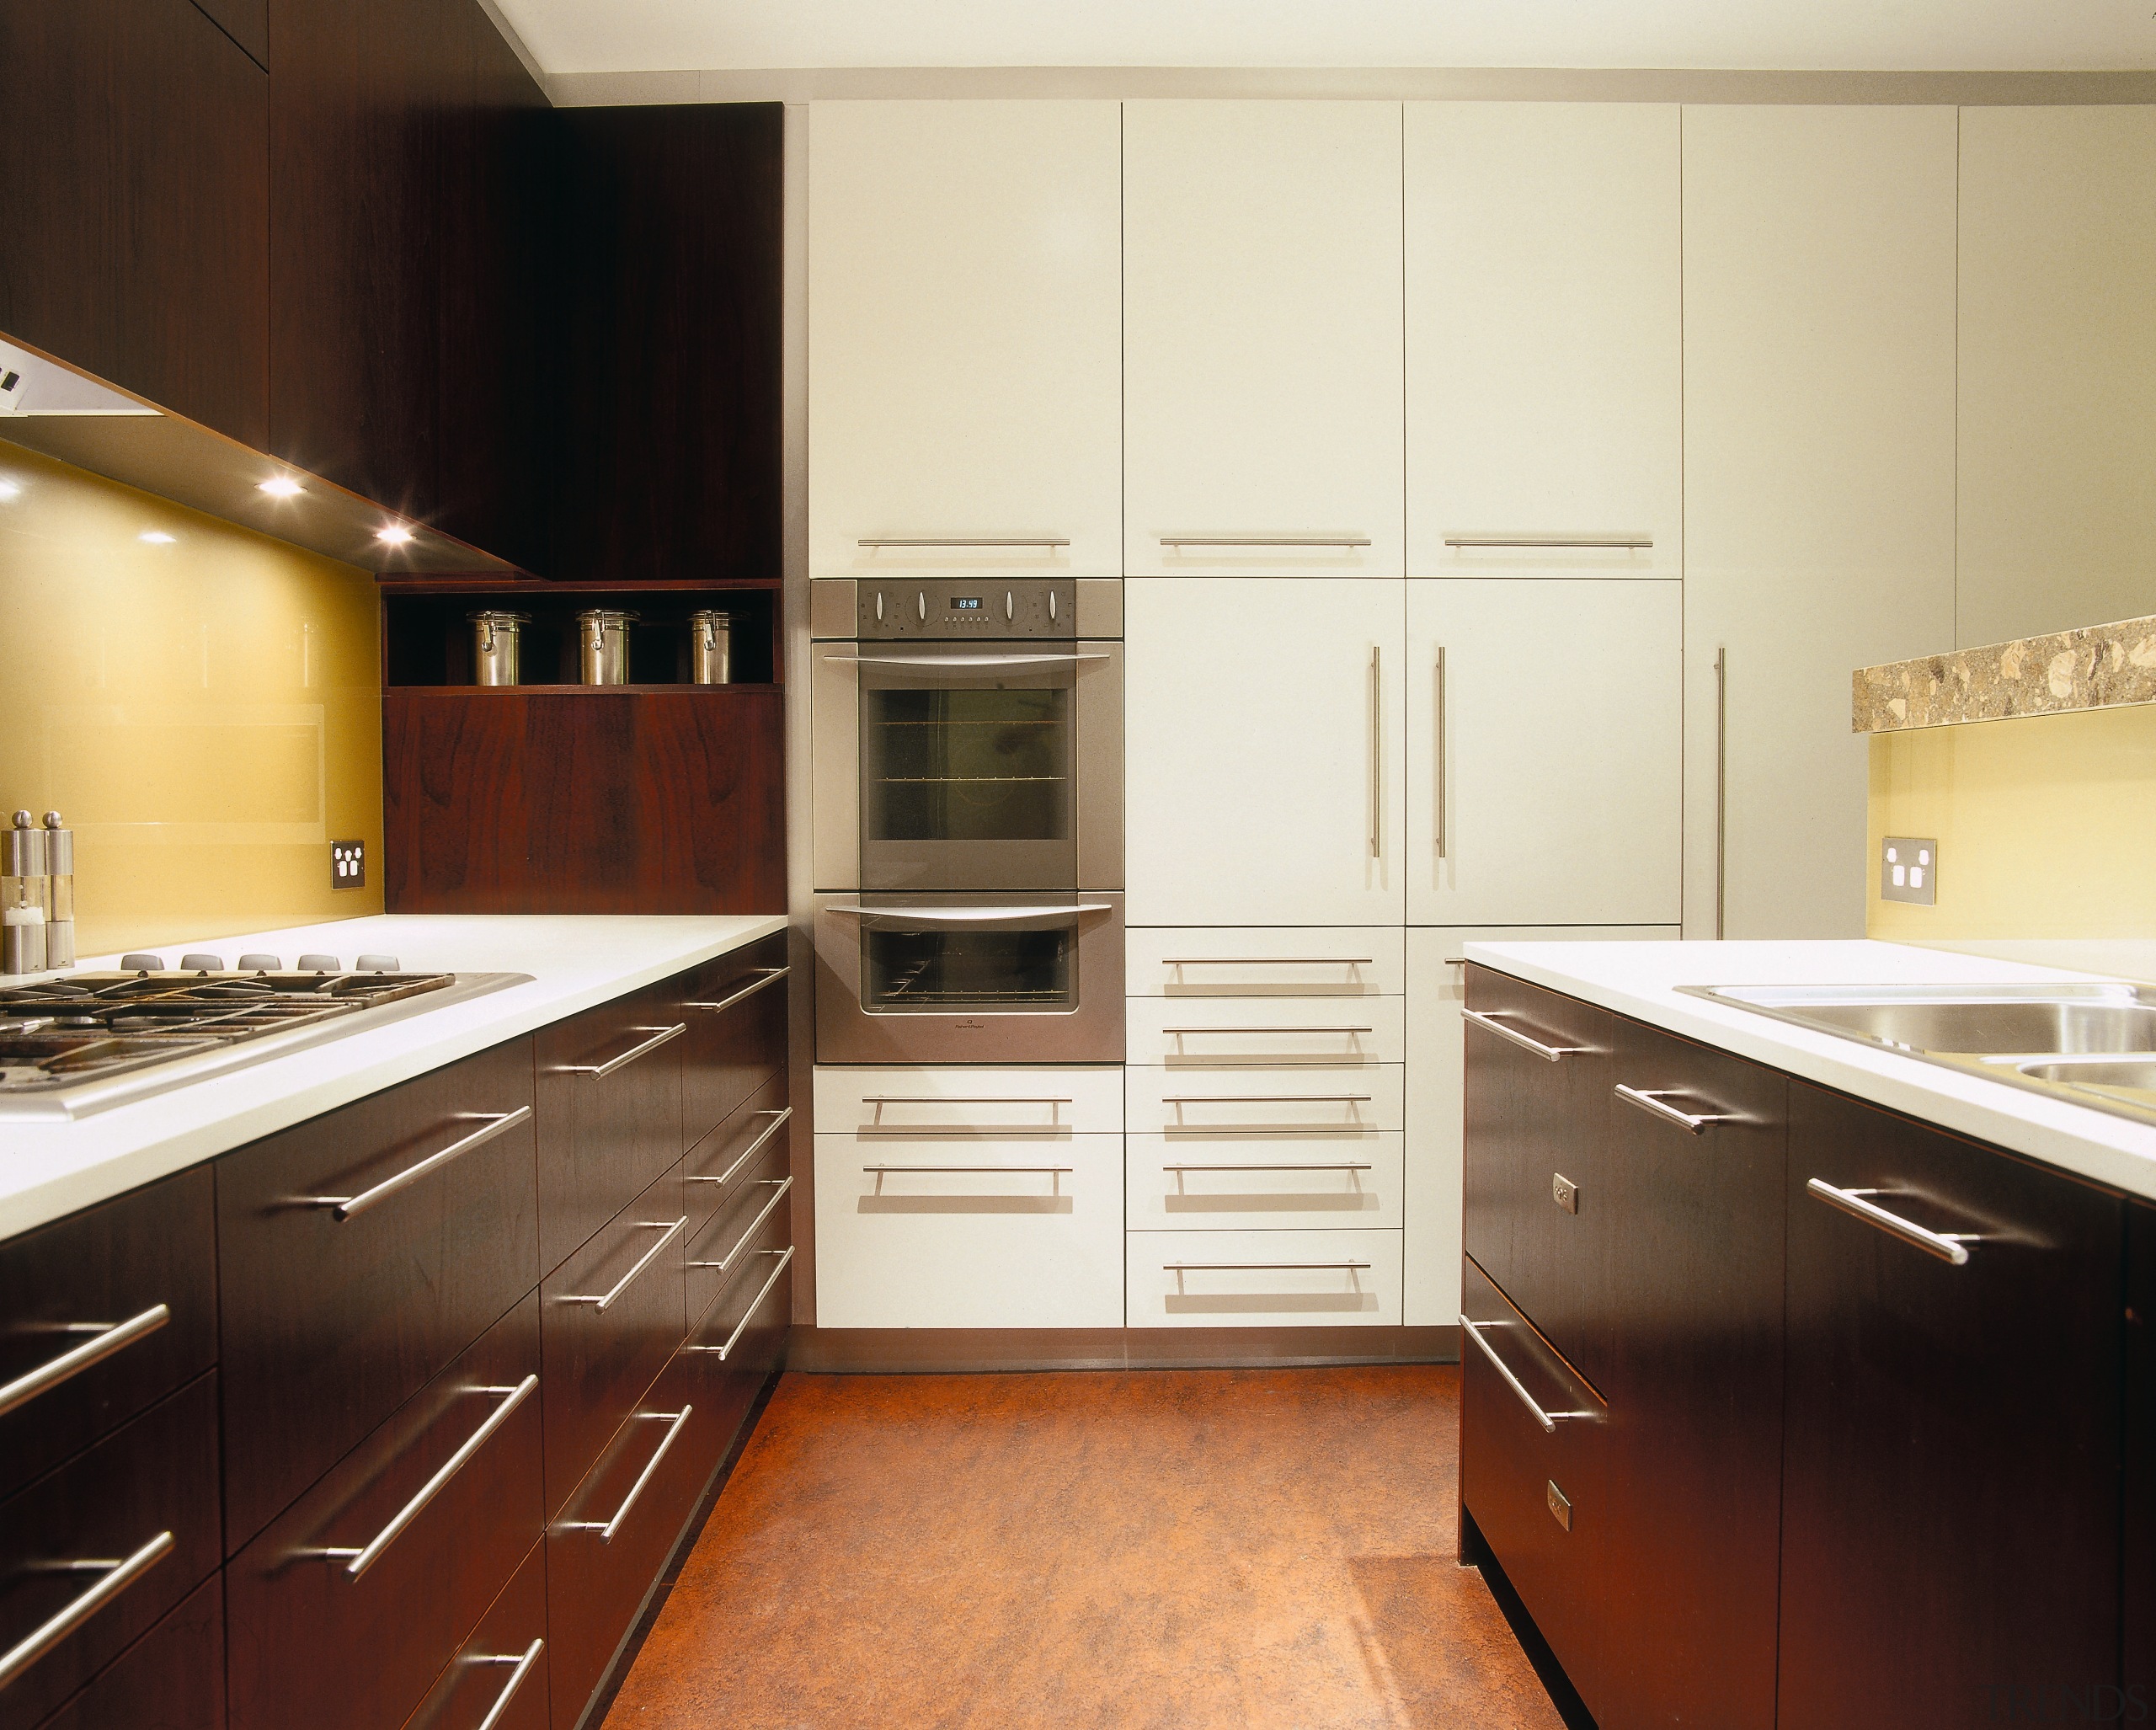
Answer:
(602, 1364, 1563, 1730)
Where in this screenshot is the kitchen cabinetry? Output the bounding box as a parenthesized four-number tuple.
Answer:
(1404, 103, 1681, 580)
(808, 101, 1123, 579)
(1404, 580, 1682, 926)
(1123, 102, 1404, 578)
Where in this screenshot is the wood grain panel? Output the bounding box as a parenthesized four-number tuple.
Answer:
(191, 0, 267, 64)
(37, 1572, 225, 1730)
(401, 1541, 551, 1730)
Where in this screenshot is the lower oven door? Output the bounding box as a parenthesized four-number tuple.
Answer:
(814, 893, 1126, 1065)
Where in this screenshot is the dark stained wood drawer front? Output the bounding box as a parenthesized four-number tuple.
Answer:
(677, 932, 787, 1148)
(0, 1373, 221, 1726)
(536, 984, 686, 1274)
(218, 1036, 538, 1552)
(37, 1572, 224, 1730)
(547, 1352, 716, 1730)
(685, 1089, 792, 1323)
(227, 1293, 544, 1730)
(401, 1541, 550, 1730)
(683, 1172, 792, 1456)
(684, 1068, 788, 1241)
(542, 1162, 688, 1518)
(1461, 966, 1615, 1377)
(0, 1167, 216, 1501)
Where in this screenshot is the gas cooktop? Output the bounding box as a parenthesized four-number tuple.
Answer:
(0, 963, 532, 1121)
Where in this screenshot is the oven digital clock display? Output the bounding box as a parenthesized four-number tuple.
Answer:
(950, 596, 982, 610)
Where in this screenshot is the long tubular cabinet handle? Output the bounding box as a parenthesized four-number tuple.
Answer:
(685, 1108, 792, 1187)
(858, 537, 1070, 548)
(1162, 955, 1375, 967)
(1160, 535, 1372, 549)
(0, 1303, 169, 1420)
(1162, 1161, 1373, 1172)
(864, 1096, 1072, 1107)
(683, 1247, 795, 1364)
(1806, 1178, 1978, 1266)
(688, 1179, 794, 1275)
(1715, 645, 1729, 941)
(685, 967, 788, 1014)
(863, 1164, 1075, 1175)
(1434, 645, 1449, 861)
(827, 653, 1111, 669)
(558, 1220, 687, 1311)
(1444, 534, 1653, 550)
(1161, 1094, 1373, 1105)
(471, 1639, 547, 1730)
(1614, 1084, 1736, 1135)
(0, 1529, 174, 1690)
(303, 1108, 532, 1221)
(1460, 1317, 1598, 1434)
(555, 1023, 686, 1078)
(1160, 1026, 1374, 1036)
(1460, 1008, 1586, 1064)
(1166, 1261, 1373, 1272)
(1369, 645, 1383, 860)
(825, 903, 1110, 922)
(558, 1407, 696, 1542)
(317, 1376, 537, 1578)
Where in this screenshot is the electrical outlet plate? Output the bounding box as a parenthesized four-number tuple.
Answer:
(1546, 1480, 1572, 1531)
(331, 839, 366, 890)
(1551, 1172, 1580, 1215)
(1881, 836, 1938, 905)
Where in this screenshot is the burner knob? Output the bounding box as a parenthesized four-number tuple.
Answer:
(355, 954, 400, 974)
(237, 953, 281, 972)
(296, 953, 339, 973)
(120, 953, 166, 973)
(180, 953, 225, 973)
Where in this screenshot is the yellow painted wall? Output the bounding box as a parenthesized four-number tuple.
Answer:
(0, 441, 383, 958)
(1867, 703, 2156, 940)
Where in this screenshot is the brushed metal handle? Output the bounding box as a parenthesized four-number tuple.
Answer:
(302, 1108, 531, 1221)
(862, 1164, 1075, 1174)
(1444, 534, 1653, 550)
(471, 1639, 546, 1730)
(1160, 1094, 1374, 1105)
(1160, 1025, 1374, 1036)
(316, 1376, 537, 1578)
(1806, 1178, 1977, 1266)
(1434, 646, 1449, 861)
(864, 1096, 1070, 1108)
(826, 903, 1109, 922)
(558, 1407, 695, 1542)
(1166, 1260, 1373, 1272)
(858, 537, 1069, 548)
(555, 1023, 686, 1078)
(688, 1178, 793, 1275)
(1369, 644, 1383, 860)
(683, 1248, 795, 1363)
(685, 967, 787, 1015)
(832, 653, 1111, 669)
(1715, 644, 1728, 940)
(1161, 1161, 1373, 1172)
(0, 1530, 173, 1690)
(1614, 1084, 1736, 1135)
(558, 1220, 687, 1311)
(1159, 535, 1371, 549)
(1460, 1009, 1585, 1064)
(1161, 955, 1376, 967)
(686, 1108, 792, 1188)
(1460, 1316, 1598, 1434)
(0, 1303, 169, 1420)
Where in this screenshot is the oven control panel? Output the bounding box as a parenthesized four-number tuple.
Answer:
(857, 579, 1077, 639)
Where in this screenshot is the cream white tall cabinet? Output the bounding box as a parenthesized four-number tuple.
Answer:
(807, 101, 1123, 578)
(1404, 103, 1683, 581)
(1122, 102, 1405, 579)
(1680, 106, 1958, 939)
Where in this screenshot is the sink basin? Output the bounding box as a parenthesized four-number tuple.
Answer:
(2017, 1059, 2156, 1104)
(1685, 983, 2156, 1057)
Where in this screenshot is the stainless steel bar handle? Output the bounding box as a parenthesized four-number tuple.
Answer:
(1806, 1178, 1977, 1267)
(1434, 646, 1449, 861)
(688, 1178, 793, 1276)
(0, 1303, 169, 1420)
(684, 1248, 794, 1364)
(1159, 535, 1371, 549)
(862, 1164, 1075, 1174)
(1160, 1025, 1374, 1036)
(1614, 1084, 1735, 1135)
(1444, 534, 1653, 550)
(556, 1023, 686, 1078)
(471, 1639, 546, 1730)
(0, 1530, 174, 1690)
(1161, 1094, 1374, 1104)
(1162, 1161, 1373, 1172)
(863, 1096, 1071, 1107)
(306, 1108, 532, 1221)
(1715, 645, 1728, 941)
(685, 966, 788, 1015)
(1460, 1010, 1585, 1064)
(1166, 1261, 1374, 1272)
(1369, 645, 1383, 860)
(857, 537, 1070, 548)
(835, 653, 1112, 669)
(1460, 1316, 1598, 1434)
(558, 1219, 687, 1311)
(318, 1375, 537, 1578)
(1162, 955, 1376, 967)
(825, 903, 1110, 922)
(685, 1108, 792, 1188)
(560, 1407, 695, 1542)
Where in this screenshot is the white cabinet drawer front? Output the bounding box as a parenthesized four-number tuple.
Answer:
(1128, 1229, 1403, 1328)
(813, 1134, 1124, 1328)
(1126, 996, 1406, 1066)
(813, 1065, 1123, 1136)
(1126, 928, 1405, 997)
(1128, 1133, 1405, 1231)
(1127, 1065, 1404, 1135)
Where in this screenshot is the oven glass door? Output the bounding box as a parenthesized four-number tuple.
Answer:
(854, 902, 1086, 1016)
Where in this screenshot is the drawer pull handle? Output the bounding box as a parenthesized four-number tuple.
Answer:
(556, 1023, 686, 1078)
(1161, 955, 1375, 967)
(1161, 1094, 1373, 1105)
(1444, 533, 1653, 550)
(318, 1375, 537, 1578)
(560, 1407, 695, 1543)
(864, 1163, 1073, 1198)
(0, 1530, 173, 1690)
(864, 1095, 1071, 1108)
(1806, 1178, 1977, 1267)
(864, 1096, 1072, 1136)
(471, 1638, 545, 1730)
(689, 1178, 794, 1274)
(1614, 1085, 1736, 1136)
(302, 1108, 532, 1221)
(1161, 1025, 1374, 1037)
(857, 536, 1070, 548)
(1166, 1260, 1372, 1272)
(0, 1303, 169, 1420)
(686, 1107, 792, 1188)
(1461, 1316, 1597, 1435)
(685, 1247, 796, 1364)
(1161, 1161, 1373, 1173)
(685, 967, 788, 1015)
(1460, 1009, 1585, 1064)
(1159, 535, 1372, 549)
(559, 1219, 688, 1312)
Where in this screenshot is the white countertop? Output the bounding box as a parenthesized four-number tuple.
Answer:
(0, 913, 787, 1242)
(1461, 937, 2156, 1203)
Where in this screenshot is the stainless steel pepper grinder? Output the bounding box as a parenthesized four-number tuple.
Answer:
(2, 809, 49, 974)
(42, 811, 74, 969)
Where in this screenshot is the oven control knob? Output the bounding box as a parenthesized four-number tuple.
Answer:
(916, 590, 926, 623)
(120, 953, 167, 974)
(875, 590, 884, 623)
(297, 953, 340, 972)
(237, 953, 282, 972)
(356, 954, 401, 974)
(180, 953, 225, 973)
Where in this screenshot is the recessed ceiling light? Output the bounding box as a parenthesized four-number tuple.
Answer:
(375, 524, 414, 547)
(138, 531, 176, 544)
(258, 476, 303, 498)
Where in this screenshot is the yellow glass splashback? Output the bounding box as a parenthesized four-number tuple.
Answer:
(0, 440, 383, 958)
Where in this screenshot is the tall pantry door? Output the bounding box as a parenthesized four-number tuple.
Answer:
(1682, 106, 1957, 938)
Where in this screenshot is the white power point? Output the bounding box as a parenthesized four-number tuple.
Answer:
(331, 839, 366, 890)
(1881, 836, 1938, 905)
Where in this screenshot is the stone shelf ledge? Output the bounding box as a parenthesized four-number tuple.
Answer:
(1854, 612, 2156, 733)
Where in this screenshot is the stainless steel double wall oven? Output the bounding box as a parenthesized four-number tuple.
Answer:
(811, 577, 1124, 1063)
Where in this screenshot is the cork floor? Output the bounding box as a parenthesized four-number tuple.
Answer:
(600, 1364, 1565, 1730)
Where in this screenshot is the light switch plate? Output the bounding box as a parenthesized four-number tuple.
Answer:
(1552, 1172, 1579, 1215)
(1881, 836, 1938, 905)
(331, 839, 366, 890)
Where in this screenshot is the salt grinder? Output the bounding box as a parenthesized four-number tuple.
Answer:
(42, 812, 74, 969)
(2, 809, 49, 974)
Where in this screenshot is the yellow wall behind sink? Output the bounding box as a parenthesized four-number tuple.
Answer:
(1868, 702, 2156, 939)
(0, 440, 383, 958)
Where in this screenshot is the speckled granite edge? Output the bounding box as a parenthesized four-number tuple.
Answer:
(1854, 613, 2156, 733)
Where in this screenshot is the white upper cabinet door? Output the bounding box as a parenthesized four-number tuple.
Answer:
(1958, 108, 2156, 648)
(1405, 104, 1681, 579)
(1682, 107, 1956, 939)
(1406, 580, 1682, 926)
(1123, 102, 1405, 578)
(1124, 579, 1406, 926)
(807, 101, 1123, 578)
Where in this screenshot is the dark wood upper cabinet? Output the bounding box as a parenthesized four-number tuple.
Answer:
(193, 0, 268, 66)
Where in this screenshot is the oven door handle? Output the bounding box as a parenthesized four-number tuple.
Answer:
(825, 903, 1113, 925)
(821, 653, 1111, 668)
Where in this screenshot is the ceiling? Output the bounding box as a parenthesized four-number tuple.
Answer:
(492, 0, 2156, 77)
